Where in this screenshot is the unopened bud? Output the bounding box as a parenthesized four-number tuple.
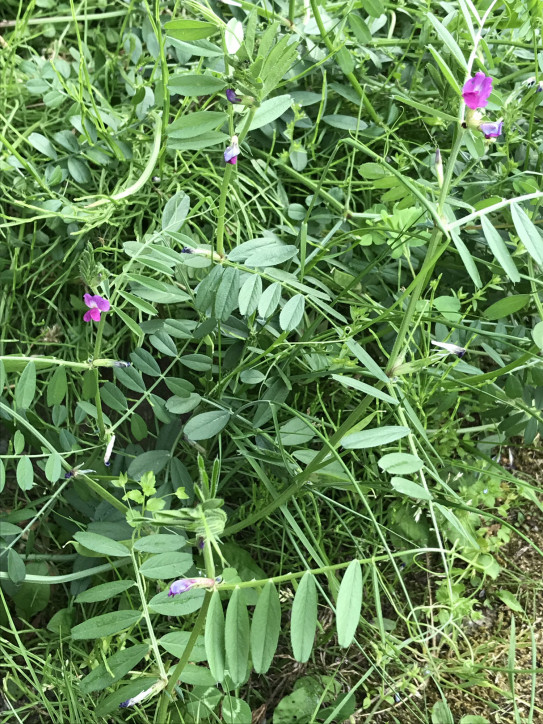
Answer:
(435, 148, 444, 188)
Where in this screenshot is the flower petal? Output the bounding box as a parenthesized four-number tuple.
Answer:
(94, 296, 111, 312)
(83, 293, 95, 309)
(83, 310, 94, 322)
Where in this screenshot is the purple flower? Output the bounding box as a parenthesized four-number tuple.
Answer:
(224, 135, 240, 165)
(113, 360, 131, 368)
(226, 88, 241, 103)
(168, 577, 215, 597)
(431, 340, 466, 358)
(479, 120, 503, 139)
(462, 72, 493, 109)
(83, 294, 110, 322)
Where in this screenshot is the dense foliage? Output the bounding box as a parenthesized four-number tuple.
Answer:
(2, 0, 543, 721)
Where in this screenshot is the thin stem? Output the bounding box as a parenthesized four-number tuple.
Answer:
(131, 547, 168, 680)
(155, 537, 216, 722)
(92, 314, 107, 440)
(308, 0, 380, 124)
(216, 107, 256, 256)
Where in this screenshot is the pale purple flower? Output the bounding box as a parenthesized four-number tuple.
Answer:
(479, 120, 503, 139)
(83, 294, 110, 322)
(113, 360, 131, 368)
(226, 88, 241, 103)
(431, 340, 466, 358)
(168, 577, 215, 597)
(462, 72, 493, 109)
(224, 135, 240, 165)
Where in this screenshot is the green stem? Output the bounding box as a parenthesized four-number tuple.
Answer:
(308, 0, 380, 124)
(84, 113, 162, 208)
(216, 107, 256, 256)
(155, 538, 216, 722)
(384, 128, 465, 376)
(92, 314, 107, 440)
(131, 548, 167, 680)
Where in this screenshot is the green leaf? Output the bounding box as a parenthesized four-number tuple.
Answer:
(483, 294, 530, 320)
(165, 19, 218, 41)
(331, 375, 397, 405)
(139, 551, 193, 580)
(168, 73, 226, 96)
(258, 282, 282, 318)
(16, 456, 34, 491)
(435, 503, 479, 548)
(184, 410, 231, 441)
(67, 157, 91, 183)
(390, 476, 432, 500)
(8, 549, 26, 584)
(148, 588, 205, 615)
(225, 587, 250, 686)
(45, 452, 63, 483)
(127, 450, 171, 480)
(119, 290, 157, 316)
(345, 338, 389, 383)
(341, 425, 410, 449)
(323, 114, 368, 131)
(246, 95, 293, 131)
(336, 560, 362, 647)
(15, 362, 36, 409)
(427, 13, 467, 70)
(47, 365, 67, 406)
(0, 460, 4, 494)
(130, 347, 162, 377)
(238, 274, 262, 316)
(73, 531, 130, 557)
(378, 453, 424, 474)
(114, 364, 146, 392)
(75, 580, 136, 603)
(251, 580, 281, 673)
(431, 701, 454, 724)
(133, 534, 186, 553)
(229, 238, 298, 267)
(450, 228, 481, 288)
(222, 698, 253, 724)
(0, 519, 20, 536)
(279, 294, 305, 332)
(162, 191, 190, 232)
(80, 644, 149, 694)
(215, 267, 240, 322)
(205, 590, 226, 682)
(497, 589, 523, 612)
(291, 571, 317, 663)
(393, 95, 457, 124)
(167, 132, 228, 151)
(28, 132, 58, 159)
(480, 217, 520, 283)
(71, 610, 142, 639)
(115, 307, 143, 338)
(511, 203, 543, 265)
(427, 45, 461, 94)
(167, 111, 227, 139)
(532, 321, 543, 349)
(159, 631, 206, 660)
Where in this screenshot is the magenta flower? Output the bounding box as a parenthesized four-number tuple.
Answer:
(226, 88, 241, 103)
(83, 294, 110, 322)
(168, 577, 215, 597)
(224, 135, 240, 165)
(462, 72, 492, 109)
(479, 120, 503, 139)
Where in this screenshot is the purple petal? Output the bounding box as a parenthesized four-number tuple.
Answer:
(83, 308, 101, 322)
(83, 293, 95, 309)
(224, 147, 238, 163)
(94, 295, 111, 312)
(462, 72, 493, 109)
(168, 579, 195, 597)
(479, 120, 503, 138)
(226, 88, 241, 103)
